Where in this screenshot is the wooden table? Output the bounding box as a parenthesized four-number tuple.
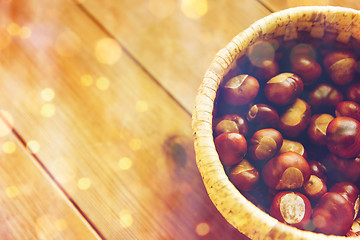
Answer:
(0, 0, 359, 239)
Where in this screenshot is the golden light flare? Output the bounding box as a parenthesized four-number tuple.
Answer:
(119, 209, 133, 228)
(7, 23, 31, 39)
(181, 0, 208, 19)
(135, 100, 149, 113)
(96, 77, 110, 90)
(78, 177, 92, 190)
(80, 74, 94, 86)
(94, 38, 122, 65)
(148, 0, 176, 19)
(55, 29, 81, 57)
(55, 219, 68, 232)
(129, 138, 142, 151)
(118, 157, 133, 170)
(2, 141, 16, 154)
(6, 186, 20, 198)
(27, 140, 40, 154)
(41, 103, 56, 118)
(0, 27, 11, 51)
(41, 88, 55, 102)
(195, 222, 210, 236)
(0, 110, 14, 137)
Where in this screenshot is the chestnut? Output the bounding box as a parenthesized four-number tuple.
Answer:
(264, 73, 303, 106)
(261, 152, 311, 190)
(323, 50, 357, 85)
(330, 182, 359, 218)
(278, 98, 311, 138)
(247, 40, 276, 63)
(250, 58, 279, 82)
(308, 160, 327, 183)
(246, 104, 279, 130)
(347, 82, 360, 104)
(248, 128, 283, 162)
(326, 116, 360, 159)
(307, 114, 334, 146)
(291, 55, 322, 85)
(213, 114, 248, 136)
(222, 74, 260, 106)
(307, 83, 344, 111)
(313, 192, 354, 235)
(229, 159, 259, 192)
(324, 153, 360, 183)
(270, 191, 312, 230)
(214, 132, 247, 166)
(279, 139, 306, 157)
(335, 101, 360, 122)
(302, 175, 327, 201)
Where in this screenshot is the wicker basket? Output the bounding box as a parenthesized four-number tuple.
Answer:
(192, 6, 360, 240)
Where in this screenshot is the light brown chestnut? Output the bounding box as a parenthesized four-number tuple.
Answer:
(291, 55, 322, 86)
(262, 152, 311, 190)
(222, 74, 259, 106)
(335, 101, 360, 122)
(246, 104, 279, 130)
(279, 139, 306, 157)
(214, 132, 247, 166)
(213, 114, 248, 137)
(229, 159, 259, 192)
(248, 128, 283, 162)
(302, 175, 327, 201)
(323, 50, 357, 85)
(330, 182, 360, 218)
(279, 98, 311, 138)
(270, 191, 312, 230)
(308, 83, 344, 111)
(307, 113, 334, 145)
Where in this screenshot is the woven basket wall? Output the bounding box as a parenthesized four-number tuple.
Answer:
(192, 6, 360, 240)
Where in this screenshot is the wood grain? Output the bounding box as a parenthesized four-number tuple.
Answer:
(0, 131, 100, 240)
(259, 0, 360, 12)
(80, 0, 271, 112)
(0, 0, 252, 239)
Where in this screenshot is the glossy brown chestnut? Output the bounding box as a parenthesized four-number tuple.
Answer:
(308, 160, 327, 183)
(213, 114, 248, 136)
(307, 114, 334, 145)
(279, 98, 311, 138)
(214, 132, 247, 166)
(347, 82, 360, 104)
(261, 152, 311, 190)
(270, 191, 312, 230)
(264, 73, 304, 106)
(335, 101, 360, 122)
(325, 153, 360, 183)
(246, 104, 279, 130)
(308, 83, 344, 111)
(323, 50, 357, 85)
(248, 128, 283, 162)
(302, 175, 327, 201)
(313, 192, 354, 235)
(250, 58, 279, 81)
(326, 116, 360, 158)
(222, 75, 260, 106)
(330, 182, 359, 217)
(279, 139, 306, 157)
(291, 55, 322, 85)
(229, 159, 259, 192)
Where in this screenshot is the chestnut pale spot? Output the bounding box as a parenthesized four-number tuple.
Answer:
(280, 193, 306, 224)
(248, 105, 258, 120)
(304, 175, 323, 195)
(255, 137, 277, 160)
(281, 99, 307, 126)
(279, 140, 304, 156)
(315, 114, 333, 135)
(276, 167, 304, 190)
(268, 73, 293, 83)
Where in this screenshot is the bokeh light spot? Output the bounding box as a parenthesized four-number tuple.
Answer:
(80, 74, 93, 86)
(78, 177, 91, 190)
(55, 219, 68, 231)
(136, 100, 149, 113)
(55, 29, 81, 57)
(118, 157, 133, 170)
(2, 141, 16, 154)
(95, 38, 122, 65)
(148, 0, 175, 19)
(6, 186, 20, 198)
(181, 0, 208, 19)
(7, 23, 20, 36)
(119, 209, 133, 228)
(41, 88, 55, 102)
(41, 103, 56, 118)
(27, 140, 40, 154)
(0, 110, 14, 137)
(96, 77, 110, 90)
(195, 222, 210, 236)
(129, 138, 142, 151)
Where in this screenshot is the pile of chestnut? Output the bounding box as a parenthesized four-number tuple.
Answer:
(213, 33, 360, 236)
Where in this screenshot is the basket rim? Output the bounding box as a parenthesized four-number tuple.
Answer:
(192, 5, 360, 240)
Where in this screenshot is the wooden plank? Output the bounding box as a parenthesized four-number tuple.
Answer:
(259, 0, 360, 12)
(79, 0, 271, 112)
(0, 0, 249, 239)
(0, 129, 101, 240)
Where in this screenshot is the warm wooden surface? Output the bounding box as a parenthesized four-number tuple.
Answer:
(0, 0, 359, 239)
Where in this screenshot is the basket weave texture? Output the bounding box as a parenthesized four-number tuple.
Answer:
(192, 6, 360, 240)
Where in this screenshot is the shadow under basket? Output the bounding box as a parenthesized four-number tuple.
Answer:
(192, 6, 360, 240)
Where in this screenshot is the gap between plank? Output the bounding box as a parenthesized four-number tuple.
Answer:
(257, 0, 275, 13)
(0, 112, 107, 240)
